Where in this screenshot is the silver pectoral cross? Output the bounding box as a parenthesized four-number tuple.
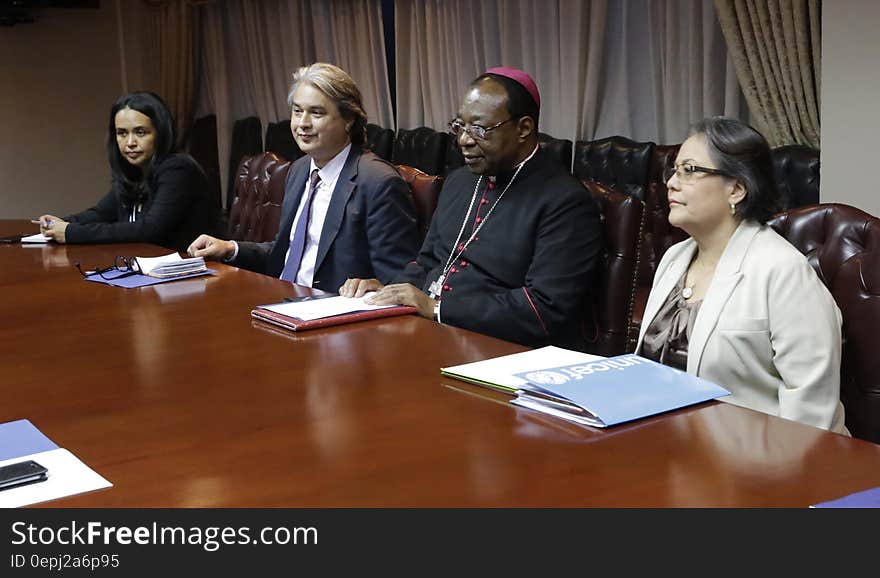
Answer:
(428, 274, 446, 299)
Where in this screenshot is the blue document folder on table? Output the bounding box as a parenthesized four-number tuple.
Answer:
(0, 419, 58, 461)
(511, 354, 730, 428)
(811, 487, 880, 508)
(84, 269, 214, 288)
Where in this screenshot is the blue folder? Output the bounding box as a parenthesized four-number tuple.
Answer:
(512, 354, 730, 427)
(84, 269, 214, 288)
(812, 487, 880, 508)
(0, 419, 59, 461)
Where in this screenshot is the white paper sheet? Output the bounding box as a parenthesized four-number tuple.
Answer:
(21, 233, 50, 243)
(441, 346, 604, 391)
(0, 448, 112, 508)
(260, 293, 397, 321)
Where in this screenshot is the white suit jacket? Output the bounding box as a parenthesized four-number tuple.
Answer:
(636, 220, 848, 434)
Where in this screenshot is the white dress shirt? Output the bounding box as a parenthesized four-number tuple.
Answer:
(282, 144, 351, 287)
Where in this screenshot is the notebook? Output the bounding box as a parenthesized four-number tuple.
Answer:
(252, 293, 416, 332)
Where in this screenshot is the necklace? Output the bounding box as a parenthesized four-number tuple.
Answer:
(681, 254, 719, 300)
(427, 161, 528, 300)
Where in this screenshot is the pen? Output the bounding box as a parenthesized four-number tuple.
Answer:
(30, 218, 53, 228)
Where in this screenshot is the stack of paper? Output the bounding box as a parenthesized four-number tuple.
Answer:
(135, 253, 207, 278)
(0, 419, 112, 507)
(441, 346, 604, 394)
(21, 233, 50, 243)
(252, 293, 416, 332)
(511, 354, 730, 428)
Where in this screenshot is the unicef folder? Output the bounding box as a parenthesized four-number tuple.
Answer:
(510, 354, 730, 428)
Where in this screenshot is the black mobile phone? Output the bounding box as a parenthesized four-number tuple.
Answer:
(0, 235, 23, 244)
(0, 460, 48, 491)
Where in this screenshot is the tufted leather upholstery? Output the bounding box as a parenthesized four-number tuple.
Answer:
(366, 123, 394, 161)
(538, 132, 573, 172)
(442, 130, 572, 176)
(573, 136, 655, 200)
(227, 152, 292, 243)
(187, 114, 222, 212)
(395, 164, 443, 242)
(628, 143, 689, 349)
(768, 204, 880, 443)
(264, 120, 304, 162)
(227, 116, 263, 212)
(443, 133, 465, 176)
(392, 126, 449, 176)
(771, 144, 820, 210)
(582, 180, 645, 357)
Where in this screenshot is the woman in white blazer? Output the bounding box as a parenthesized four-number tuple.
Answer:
(636, 117, 847, 434)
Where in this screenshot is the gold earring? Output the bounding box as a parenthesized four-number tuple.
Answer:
(730, 203, 736, 215)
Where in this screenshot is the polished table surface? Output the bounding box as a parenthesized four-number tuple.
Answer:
(3, 219, 880, 507)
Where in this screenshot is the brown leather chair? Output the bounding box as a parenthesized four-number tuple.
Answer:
(395, 164, 443, 242)
(629, 143, 688, 350)
(537, 132, 573, 172)
(264, 120, 304, 162)
(366, 123, 394, 161)
(771, 144, 820, 210)
(768, 204, 880, 443)
(573, 136, 655, 200)
(186, 114, 222, 212)
(582, 180, 645, 357)
(227, 152, 292, 242)
(392, 126, 449, 176)
(227, 116, 263, 213)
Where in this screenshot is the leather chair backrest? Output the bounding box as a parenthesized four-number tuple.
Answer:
(264, 120, 304, 162)
(392, 126, 448, 176)
(538, 132, 573, 172)
(771, 144, 820, 210)
(228, 152, 292, 243)
(573, 136, 655, 199)
(582, 180, 645, 357)
(629, 143, 688, 351)
(442, 131, 572, 176)
(186, 114, 222, 212)
(768, 203, 880, 443)
(395, 164, 443, 242)
(227, 116, 263, 212)
(366, 123, 394, 161)
(443, 133, 465, 176)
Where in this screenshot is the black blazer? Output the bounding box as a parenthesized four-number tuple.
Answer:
(234, 145, 420, 292)
(395, 148, 602, 350)
(64, 154, 221, 253)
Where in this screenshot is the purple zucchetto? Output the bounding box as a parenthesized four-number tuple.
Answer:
(484, 66, 541, 109)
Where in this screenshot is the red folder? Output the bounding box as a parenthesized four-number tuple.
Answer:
(250, 304, 417, 332)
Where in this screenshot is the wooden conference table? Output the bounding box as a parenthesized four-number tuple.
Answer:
(3, 220, 880, 507)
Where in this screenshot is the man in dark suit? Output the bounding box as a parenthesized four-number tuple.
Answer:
(188, 63, 419, 292)
(340, 67, 601, 350)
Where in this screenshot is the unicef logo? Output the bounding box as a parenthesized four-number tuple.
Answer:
(524, 371, 569, 385)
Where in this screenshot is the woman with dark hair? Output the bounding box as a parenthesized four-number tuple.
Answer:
(38, 92, 220, 252)
(635, 117, 847, 433)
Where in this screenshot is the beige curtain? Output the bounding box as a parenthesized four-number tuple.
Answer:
(118, 1, 201, 148)
(145, 0, 201, 147)
(394, 0, 609, 143)
(193, 0, 393, 206)
(395, 0, 745, 145)
(715, 0, 821, 147)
